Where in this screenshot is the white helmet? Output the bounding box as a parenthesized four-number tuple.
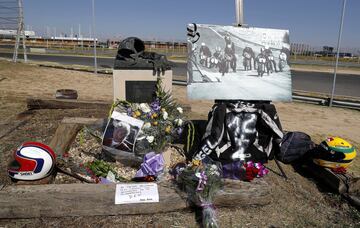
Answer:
(8, 142, 56, 181)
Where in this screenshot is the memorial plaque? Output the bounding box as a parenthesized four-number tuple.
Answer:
(125, 81, 157, 103)
(112, 69, 173, 102)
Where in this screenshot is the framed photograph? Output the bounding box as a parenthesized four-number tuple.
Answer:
(187, 24, 292, 101)
(102, 111, 144, 153)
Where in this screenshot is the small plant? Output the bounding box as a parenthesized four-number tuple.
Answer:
(85, 159, 128, 182)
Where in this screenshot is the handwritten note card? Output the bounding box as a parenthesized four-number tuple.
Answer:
(115, 183, 159, 204)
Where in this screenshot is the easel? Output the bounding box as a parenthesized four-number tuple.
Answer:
(226, 0, 288, 179)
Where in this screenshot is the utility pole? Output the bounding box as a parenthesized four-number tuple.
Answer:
(329, 0, 347, 107)
(92, 0, 98, 74)
(13, 0, 27, 63)
(235, 0, 244, 26)
(79, 24, 83, 49)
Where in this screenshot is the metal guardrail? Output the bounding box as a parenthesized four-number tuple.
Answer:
(292, 94, 360, 110)
(173, 80, 360, 110)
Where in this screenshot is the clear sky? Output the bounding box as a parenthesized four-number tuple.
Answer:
(23, 0, 360, 48)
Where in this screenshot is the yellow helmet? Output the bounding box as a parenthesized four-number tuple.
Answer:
(313, 137, 356, 169)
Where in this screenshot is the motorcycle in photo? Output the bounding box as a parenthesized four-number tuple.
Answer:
(242, 47, 255, 71)
(199, 43, 212, 68)
(278, 52, 288, 72)
(257, 56, 267, 77)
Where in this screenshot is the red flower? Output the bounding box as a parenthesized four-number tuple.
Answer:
(243, 166, 260, 182)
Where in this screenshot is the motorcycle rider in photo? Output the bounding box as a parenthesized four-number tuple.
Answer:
(187, 23, 200, 84)
(199, 42, 212, 68)
(278, 51, 287, 72)
(224, 34, 237, 73)
(255, 49, 267, 77)
(210, 46, 222, 69)
(242, 47, 255, 71)
(263, 46, 277, 74)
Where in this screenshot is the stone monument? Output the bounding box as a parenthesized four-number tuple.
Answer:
(113, 37, 173, 103)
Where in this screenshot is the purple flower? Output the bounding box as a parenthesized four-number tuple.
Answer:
(196, 171, 208, 191)
(126, 107, 132, 116)
(150, 99, 161, 113)
(176, 127, 183, 135)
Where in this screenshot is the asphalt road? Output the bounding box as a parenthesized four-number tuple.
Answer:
(2, 52, 360, 97)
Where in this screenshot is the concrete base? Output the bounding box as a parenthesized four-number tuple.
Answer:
(113, 70, 172, 102)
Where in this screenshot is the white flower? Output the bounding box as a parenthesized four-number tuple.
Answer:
(133, 103, 141, 110)
(146, 136, 155, 143)
(174, 118, 183, 126)
(177, 107, 183, 114)
(195, 172, 201, 179)
(162, 111, 168, 120)
(213, 171, 220, 176)
(143, 122, 151, 129)
(210, 164, 218, 171)
(139, 103, 151, 113)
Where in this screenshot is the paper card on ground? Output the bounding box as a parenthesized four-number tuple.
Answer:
(115, 183, 159, 204)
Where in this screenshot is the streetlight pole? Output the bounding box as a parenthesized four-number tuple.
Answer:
(235, 0, 244, 26)
(92, 0, 98, 74)
(329, 0, 347, 107)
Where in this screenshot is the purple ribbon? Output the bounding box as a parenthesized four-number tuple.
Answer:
(222, 161, 269, 180)
(196, 171, 208, 191)
(254, 162, 269, 177)
(222, 161, 244, 180)
(135, 152, 164, 178)
(200, 203, 215, 209)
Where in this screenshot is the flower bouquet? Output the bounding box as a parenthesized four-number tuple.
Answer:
(222, 160, 269, 181)
(112, 79, 186, 156)
(176, 160, 223, 228)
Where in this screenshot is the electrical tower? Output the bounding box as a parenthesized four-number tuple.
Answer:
(12, 0, 27, 62)
(0, 0, 27, 62)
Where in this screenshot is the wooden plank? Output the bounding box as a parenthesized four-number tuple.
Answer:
(27, 98, 112, 110)
(0, 179, 270, 219)
(302, 162, 351, 194)
(61, 117, 106, 126)
(49, 123, 83, 159)
(26, 98, 191, 113)
(301, 162, 360, 209)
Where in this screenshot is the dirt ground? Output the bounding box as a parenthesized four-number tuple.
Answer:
(1, 60, 360, 227)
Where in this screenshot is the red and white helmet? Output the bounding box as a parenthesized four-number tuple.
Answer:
(8, 142, 56, 181)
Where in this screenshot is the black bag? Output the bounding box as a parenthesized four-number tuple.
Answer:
(277, 132, 314, 164)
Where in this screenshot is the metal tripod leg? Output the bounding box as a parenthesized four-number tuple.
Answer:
(274, 159, 288, 180)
